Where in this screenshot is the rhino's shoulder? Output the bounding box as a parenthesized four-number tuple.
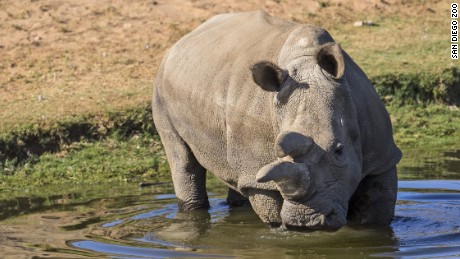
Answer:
(344, 52, 402, 175)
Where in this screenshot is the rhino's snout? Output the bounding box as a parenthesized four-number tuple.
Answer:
(258, 131, 348, 230)
(281, 200, 347, 230)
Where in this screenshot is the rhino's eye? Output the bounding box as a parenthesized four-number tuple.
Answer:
(334, 143, 344, 156)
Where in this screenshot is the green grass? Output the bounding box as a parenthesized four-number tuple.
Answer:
(0, 104, 156, 170)
(372, 67, 460, 105)
(389, 104, 460, 147)
(0, 134, 169, 189)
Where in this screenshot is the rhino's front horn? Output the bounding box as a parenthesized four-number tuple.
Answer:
(256, 160, 310, 201)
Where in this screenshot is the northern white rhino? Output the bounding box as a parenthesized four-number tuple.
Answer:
(152, 11, 402, 230)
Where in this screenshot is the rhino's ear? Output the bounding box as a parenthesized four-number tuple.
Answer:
(251, 61, 284, 92)
(316, 42, 345, 79)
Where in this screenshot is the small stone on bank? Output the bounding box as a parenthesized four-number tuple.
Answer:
(353, 21, 377, 27)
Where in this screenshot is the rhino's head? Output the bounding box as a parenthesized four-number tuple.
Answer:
(251, 40, 362, 230)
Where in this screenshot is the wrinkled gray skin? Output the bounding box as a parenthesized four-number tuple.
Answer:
(152, 11, 402, 230)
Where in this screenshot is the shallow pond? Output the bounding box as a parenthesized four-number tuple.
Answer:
(0, 148, 459, 258)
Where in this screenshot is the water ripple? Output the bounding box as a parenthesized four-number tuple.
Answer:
(69, 180, 460, 258)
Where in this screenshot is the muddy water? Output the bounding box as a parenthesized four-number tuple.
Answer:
(1, 149, 459, 258)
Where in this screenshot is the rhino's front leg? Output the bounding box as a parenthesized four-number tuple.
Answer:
(168, 142, 209, 210)
(347, 166, 398, 226)
(157, 128, 209, 210)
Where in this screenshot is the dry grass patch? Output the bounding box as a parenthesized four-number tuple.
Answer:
(0, 0, 456, 134)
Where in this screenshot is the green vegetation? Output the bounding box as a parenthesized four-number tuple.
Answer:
(389, 104, 460, 147)
(0, 104, 156, 168)
(0, 105, 169, 189)
(1, 134, 169, 188)
(372, 67, 460, 105)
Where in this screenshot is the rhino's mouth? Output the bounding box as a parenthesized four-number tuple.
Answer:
(280, 199, 347, 230)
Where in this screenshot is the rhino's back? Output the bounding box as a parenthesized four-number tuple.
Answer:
(162, 10, 295, 100)
(154, 11, 296, 185)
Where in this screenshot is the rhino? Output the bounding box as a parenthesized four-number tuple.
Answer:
(152, 11, 402, 230)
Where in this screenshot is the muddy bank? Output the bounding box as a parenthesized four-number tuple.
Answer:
(0, 104, 155, 168)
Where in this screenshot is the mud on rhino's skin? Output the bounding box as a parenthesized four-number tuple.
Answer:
(152, 10, 402, 230)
